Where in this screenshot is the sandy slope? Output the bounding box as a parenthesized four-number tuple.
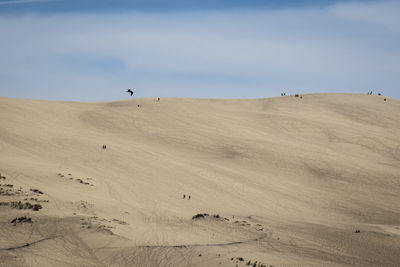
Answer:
(0, 93, 399, 267)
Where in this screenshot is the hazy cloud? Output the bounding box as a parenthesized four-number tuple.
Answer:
(331, 0, 400, 33)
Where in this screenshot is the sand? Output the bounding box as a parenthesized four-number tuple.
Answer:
(0, 93, 399, 266)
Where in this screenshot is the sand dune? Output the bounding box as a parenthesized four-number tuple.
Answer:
(0, 93, 399, 266)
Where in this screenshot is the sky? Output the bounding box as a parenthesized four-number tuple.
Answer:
(0, 0, 399, 101)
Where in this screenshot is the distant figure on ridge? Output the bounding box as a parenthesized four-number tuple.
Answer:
(126, 89, 134, 96)
(183, 194, 185, 199)
(188, 195, 191, 200)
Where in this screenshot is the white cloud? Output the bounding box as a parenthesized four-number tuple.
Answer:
(331, 1, 400, 33)
(0, 1, 399, 101)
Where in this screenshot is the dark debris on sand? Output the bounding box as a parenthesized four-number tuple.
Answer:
(0, 201, 42, 211)
(11, 216, 32, 225)
(192, 213, 209, 220)
(30, 189, 43, 194)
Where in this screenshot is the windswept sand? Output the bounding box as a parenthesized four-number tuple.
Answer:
(0, 93, 399, 266)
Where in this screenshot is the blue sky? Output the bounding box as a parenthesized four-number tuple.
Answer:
(0, 0, 399, 101)
(0, 0, 377, 13)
